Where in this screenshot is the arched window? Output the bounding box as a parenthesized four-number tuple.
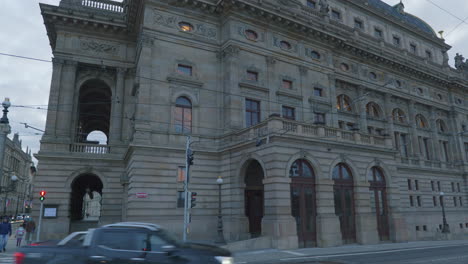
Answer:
(289, 159, 314, 178)
(368, 166, 389, 241)
(174, 97, 192, 133)
(332, 163, 352, 181)
(366, 102, 382, 119)
(368, 166, 385, 183)
(436, 119, 448, 133)
(336, 94, 352, 112)
(415, 114, 428, 129)
(392, 108, 406, 123)
(332, 163, 356, 244)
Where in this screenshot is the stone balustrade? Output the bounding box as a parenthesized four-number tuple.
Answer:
(69, 143, 110, 154)
(81, 0, 124, 13)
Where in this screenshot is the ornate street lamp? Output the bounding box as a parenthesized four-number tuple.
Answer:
(2, 173, 18, 215)
(214, 176, 225, 244)
(0, 98, 12, 199)
(440, 192, 450, 233)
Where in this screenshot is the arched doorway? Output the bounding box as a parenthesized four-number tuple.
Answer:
(369, 167, 390, 241)
(290, 159, 317, 248)
(332, 163, 356, 244)
(75, 79, 112, 144)
(244, 160, 264, 237)
(70, 174, 103, 232)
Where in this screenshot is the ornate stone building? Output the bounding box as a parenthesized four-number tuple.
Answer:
(36, 0, 468, 249)
(2, 133, 35, 216)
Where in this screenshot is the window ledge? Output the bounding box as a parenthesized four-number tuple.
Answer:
(276, 90, 303, 101)
(239, 82, 270, 93)
(167, 74, 203, 88)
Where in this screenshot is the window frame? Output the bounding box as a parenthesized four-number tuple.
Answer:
(374, 28, 383, 38)
(177, 64, 193, 76)
(282, 106, 296, 120)
(245, 98, 261, 127)
(174, 97, 192, 134)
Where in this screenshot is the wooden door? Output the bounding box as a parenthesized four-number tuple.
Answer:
(245, 190, 263, 237)
(291, 183, 317, 247)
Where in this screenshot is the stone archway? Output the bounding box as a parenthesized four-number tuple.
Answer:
(244, 160, 265, 237)
(69, 173, 103, 232)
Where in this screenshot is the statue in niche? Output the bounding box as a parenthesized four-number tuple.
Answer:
(318, 0, 330, 15)
(82, 188, 102, 221)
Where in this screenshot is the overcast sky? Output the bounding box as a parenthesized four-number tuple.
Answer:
(1, 0, 468, 163)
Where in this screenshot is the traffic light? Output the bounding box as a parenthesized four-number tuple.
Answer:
(39, 190, 46, 202)
(190, 192, 197, 208)
(187, 149, 194, 166)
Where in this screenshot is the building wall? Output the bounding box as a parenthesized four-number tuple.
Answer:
(35, 0, 468, 247)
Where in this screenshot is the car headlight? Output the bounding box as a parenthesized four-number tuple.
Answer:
(215, 256, 234, 264)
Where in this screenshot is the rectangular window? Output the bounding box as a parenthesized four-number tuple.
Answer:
(346, 123, 355, 131)
(331, 10, 341, 20)
(460, 197, 463, 206)
(431, 181, 435, 191)
(457, 183, 461, 192)
(438, 181, 441, 191)
(409, 196, 414, 207)
(177, 166, 186, 182)
(247, 71, 258, 81)
(245, 99, 260, 127)
(464, 143, 468, 161)
(306, 0, 316, 8)
(400, 134, 409, 157)
(313, 87, 323, 97)
(407, 179, 412, 190)
(415, 226, 420, 231)
(282, 79, 293, 89)
(419, 137, 430, 160)
(177, 64, 193, 76)
(314, 113, 325, 124)
(442, 141, 449, 162)
(410, 44, 417, 54)
(417, 196, 421, 207)
(374, 28, 383, 38)
(451, 182, 455, 192)
(394, 132, 400, 150)
(338, 121, 345, 129)
(425, 50, 432, 59)
(354, 19, 363, 29)
(368, 127, 374, 135)
(433, 196, 437, 207)
(453, 197, 457, 207)
(177, 191, 185, 208)
(415, 180, 419, 191)
(375, 129, 384, 136)
(423, 225, 427, 231)
(439, 196, 443, 207)
(282, 106, 295, 120)
(393, 36, 401, 46)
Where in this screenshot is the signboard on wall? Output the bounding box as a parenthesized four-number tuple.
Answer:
(43, 205, 58, 218)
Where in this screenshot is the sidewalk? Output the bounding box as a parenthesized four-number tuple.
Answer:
(233, 239, 468, 264)
(0, 222, 28, 257)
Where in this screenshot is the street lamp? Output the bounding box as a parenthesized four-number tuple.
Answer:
(214, 176, 225, 244)
(0, 98, 12, 197)
(440, 192, 450, 233)
(2, 173, 18, 215)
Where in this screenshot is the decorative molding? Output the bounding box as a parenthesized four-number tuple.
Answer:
(167, 74, 204, 88)
(221, 45, 240, 59)
(80, 39, 119, 55)
(152, 10, 217, 40)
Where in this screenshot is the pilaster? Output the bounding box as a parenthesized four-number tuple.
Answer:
(43, 58, 64, 140)
(56, 60, 78, 141)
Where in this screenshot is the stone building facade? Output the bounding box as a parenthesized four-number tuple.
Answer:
(2, 133, 35, 216)
(36, 0, 468, 249)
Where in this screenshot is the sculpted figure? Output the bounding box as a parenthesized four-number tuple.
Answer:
(319, 0, 330, 14)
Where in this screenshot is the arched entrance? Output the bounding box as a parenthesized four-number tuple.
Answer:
(75, 79, 112, 144)
(70, 174, 103, 232)
(332, 163, 356, 244)
(369, 167, 390, 241)
(290, 159, 317, 248)
(244, 160, 264, 237)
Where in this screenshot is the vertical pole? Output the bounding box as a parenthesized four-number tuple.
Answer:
(183, 136, 190, 242)
(37, 201, 43, 242)
(215, 183, 225, 244)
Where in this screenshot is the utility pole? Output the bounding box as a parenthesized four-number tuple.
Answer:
(183, 136, 191, 242)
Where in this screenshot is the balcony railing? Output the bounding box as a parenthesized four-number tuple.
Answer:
(81, 0, 124, 13)
(69, 143, 110, 154)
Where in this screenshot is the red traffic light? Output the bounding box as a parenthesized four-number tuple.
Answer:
(39, 191, 46, 196)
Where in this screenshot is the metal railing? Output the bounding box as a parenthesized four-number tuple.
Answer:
(69, 143, 110, 154)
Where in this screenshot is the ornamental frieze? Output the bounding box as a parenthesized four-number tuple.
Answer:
(80, 40, 119, 55)
(152, 10, 217, 40)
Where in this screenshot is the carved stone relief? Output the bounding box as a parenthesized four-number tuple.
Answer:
(152, 10, 217, 40)
(80, 39, 119, 55)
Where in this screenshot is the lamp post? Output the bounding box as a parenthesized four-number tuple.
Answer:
(0, 98, 12, 194)
(440, 192, 450, 233)
(214, 176, 225, 244)
(2, 174, 18, 215)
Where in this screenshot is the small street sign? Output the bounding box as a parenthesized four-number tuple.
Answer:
(136, 193, 148, 198)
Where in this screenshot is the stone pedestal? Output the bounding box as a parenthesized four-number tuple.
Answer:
(355, 185, 379, 245)
(316, 179, 342, 247)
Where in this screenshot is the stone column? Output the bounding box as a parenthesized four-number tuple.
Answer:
(429, 107, 440, 161)
(357, 87, 368, 131)
(408, 100, 420, 158)
(266, 56, 277, 118)
(262, 172, 298, 249)
(354, 183, 379, 245)
(43, 58, 64, 140)
(315, 179, 342, 247)
(222, 45, 242, 130)
(56, 60, 78, 141)
(448, 111, 464, 162)
(109, 68, 126, 144)
(328, 74, 339, 128)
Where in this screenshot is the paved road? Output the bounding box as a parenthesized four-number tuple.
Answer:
(274, 244, 468, 264)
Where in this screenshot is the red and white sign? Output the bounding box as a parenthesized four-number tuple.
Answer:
(136, 193, 148, 198)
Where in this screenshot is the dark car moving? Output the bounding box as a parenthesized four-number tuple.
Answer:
(15, 222, 233, 264)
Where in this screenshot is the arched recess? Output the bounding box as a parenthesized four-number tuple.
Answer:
(69, 173, 103, 222)
(332, 163, 356, 244)
(243, 159, 265, 238)
(368, 166, 390, 241)
(75, 79, 112, 144)
(289, 159, 317, 248)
